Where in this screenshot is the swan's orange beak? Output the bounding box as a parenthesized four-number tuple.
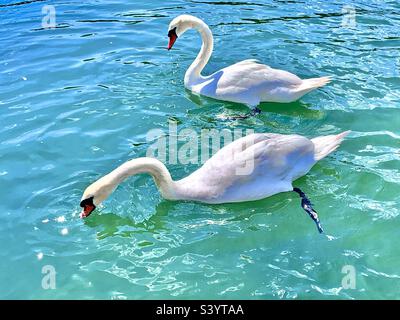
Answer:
(167, 28, 178, 50)
(80, 204, 95, 218)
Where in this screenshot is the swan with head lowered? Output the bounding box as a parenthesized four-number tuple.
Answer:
(80, 131, 349, 233)
(167, 15, 331, 115)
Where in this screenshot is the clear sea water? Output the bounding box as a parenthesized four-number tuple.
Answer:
(1, 0, 399, 299)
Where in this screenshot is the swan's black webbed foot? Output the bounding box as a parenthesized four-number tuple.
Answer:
(221, 106, 262, 120)
(250, 106, 262, 116)
(293, 187, 324, 234)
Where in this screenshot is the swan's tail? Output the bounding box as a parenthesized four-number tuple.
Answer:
(311, 131, 350, 161)
(295, 76, 332, 95)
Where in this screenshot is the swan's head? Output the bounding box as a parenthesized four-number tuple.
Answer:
(167, 15, 205, 50)
(79, 176, 115, 218)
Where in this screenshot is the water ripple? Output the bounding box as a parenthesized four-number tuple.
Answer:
(1, 0, 399, 300)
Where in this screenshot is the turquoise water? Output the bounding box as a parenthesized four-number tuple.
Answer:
(1, 0, 400, 299)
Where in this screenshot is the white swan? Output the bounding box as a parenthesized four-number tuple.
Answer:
(167, 15, 331, 112)
(80, 131, 349, 233)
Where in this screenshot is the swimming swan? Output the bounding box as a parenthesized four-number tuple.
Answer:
(167, 15, 331, 114)
(80, 131, 349, 233)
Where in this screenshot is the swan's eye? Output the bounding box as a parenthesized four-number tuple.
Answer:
(168, 27, 177, 38)
(80, 196, 94, 208)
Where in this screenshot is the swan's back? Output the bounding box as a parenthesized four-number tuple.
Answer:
(176, 133, 316, 203)
(196, 60, 304, 105)
(220, 60, 302, 88)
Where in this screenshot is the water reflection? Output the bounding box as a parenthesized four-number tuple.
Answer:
(185, 89, 324, 119)
(84, 201, 176, 239)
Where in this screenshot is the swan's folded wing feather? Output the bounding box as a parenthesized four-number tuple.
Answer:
(191, 134, 315, 193)
(232, 59, 261, 66)
(216, 61, 303, 95)
(227, 134, 315, 179)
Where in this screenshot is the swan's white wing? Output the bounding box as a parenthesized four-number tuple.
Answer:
(198, 60, 303, 105)
(205, 133, 315, 183)
(231, 59, 261, 66)
(178, 133, 316, 203)
(222, 60, 301, 84)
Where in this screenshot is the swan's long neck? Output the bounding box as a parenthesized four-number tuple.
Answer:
(105, 158, 178, 200)
(184, 19, 214, 87)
